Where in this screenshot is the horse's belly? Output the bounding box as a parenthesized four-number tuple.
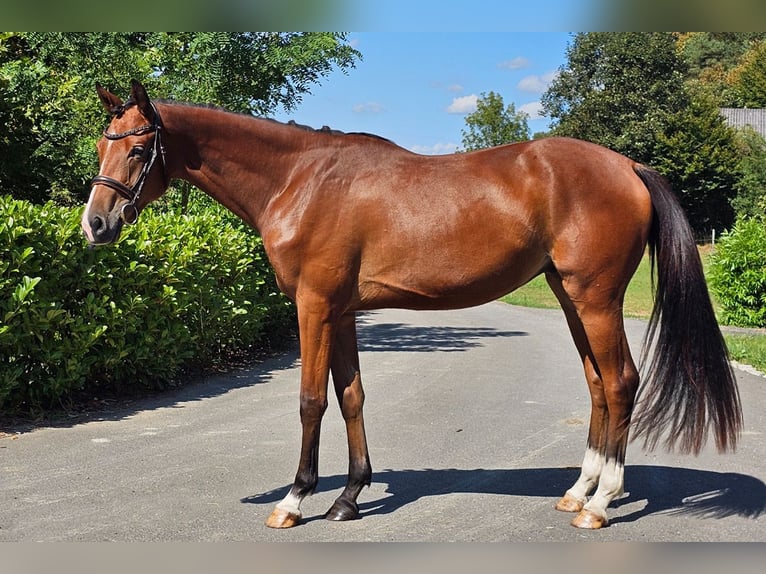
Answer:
(356, 248, 549, 311)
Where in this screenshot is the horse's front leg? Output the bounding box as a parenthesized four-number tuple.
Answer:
(265, 297, 337, 529)
(325, 312, 372, 521)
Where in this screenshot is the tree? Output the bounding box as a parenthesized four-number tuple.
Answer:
(0, 33, 152, 204)
(652, 86, 740, 232)
(0, 33, 360, 204)
(727, 40, 766, 108)
(541, 32, 739, 233)
(460, 91, 529, 151)
(145, 33, 360, 115)
(676, 32, 766, 105)
(731, 127, 766, 220)
(0, 36, 47, 203)
(542, 33, 688, 164)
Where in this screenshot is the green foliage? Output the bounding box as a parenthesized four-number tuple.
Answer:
(542, 32, 741, 233)
(543, 33, 688, 164)
(708, 218, 766, 328)
(727, 40, 766, 108)
(460, 91, 529, 151)
(651, 86, 739, 232)
(503, 246, 766, 373)
(148, 32, 360, 115)
(0, 195, 295, 414)
(0, 33, 151, 204)
(0, 32, 360, 205)
(724, 334, 766, 375)
(502, 253, 656, 319)
(677, 32, 766, 103)
(732, 127, 766, 220)
(679, 33, 763, 78)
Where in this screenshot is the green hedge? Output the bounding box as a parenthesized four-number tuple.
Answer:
(0, 195, 295, 414)
(709, 218, 766, 328)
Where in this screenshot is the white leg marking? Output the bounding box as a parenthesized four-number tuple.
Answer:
(275, 491, 304, 517)
(566, 447, 604, 502)
(583, 458, 625, 518)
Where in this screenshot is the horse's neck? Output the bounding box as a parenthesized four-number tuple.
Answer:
(162, 104, 306, 231)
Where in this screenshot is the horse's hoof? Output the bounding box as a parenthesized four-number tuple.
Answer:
(325, 498, 360, 521)
(265, 507, 301, 529)
(555, 492, 585, 513)
(571, 509, 608, 529)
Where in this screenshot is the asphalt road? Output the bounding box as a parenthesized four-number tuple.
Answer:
(1, 302, 764, 541)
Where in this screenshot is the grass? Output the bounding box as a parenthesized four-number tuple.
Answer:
(501, 247, 766, 375)
(500, 253, 654, 318)
(725, 334, 766, 373)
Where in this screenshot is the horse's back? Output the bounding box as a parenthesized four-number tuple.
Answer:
(261, 135, 653, 311)
(348, 137, 652, 310)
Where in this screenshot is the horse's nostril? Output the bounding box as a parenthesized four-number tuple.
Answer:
(91, 215, 105, 235)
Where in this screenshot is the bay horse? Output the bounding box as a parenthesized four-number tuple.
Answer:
(82, 80, 741, 530)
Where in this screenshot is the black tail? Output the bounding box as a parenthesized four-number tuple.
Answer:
(632, 165, 742, 454)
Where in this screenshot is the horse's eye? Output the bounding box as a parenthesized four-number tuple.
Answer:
(129, 145, 145, 158)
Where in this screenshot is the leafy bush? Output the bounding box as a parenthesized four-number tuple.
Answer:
(0, 195, 295, 413)
(708, 218, 766, 328)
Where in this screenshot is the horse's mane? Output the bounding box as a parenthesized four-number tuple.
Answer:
(156, 99, 396, 145)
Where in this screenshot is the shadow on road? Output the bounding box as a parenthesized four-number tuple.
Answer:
(1, 321, 524, 433)
(243, 465, 765, 525)
(357, 320, 527, 352)
(0, 347, 301, 433)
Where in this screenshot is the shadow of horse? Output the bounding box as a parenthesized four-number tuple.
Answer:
(242, 465, 765, 525)
(356, 314, 528, 353)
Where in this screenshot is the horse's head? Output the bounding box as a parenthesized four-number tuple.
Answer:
(82, 80, 168, 245)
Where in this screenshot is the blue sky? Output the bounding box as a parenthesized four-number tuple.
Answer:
(272, 32, 573, 155)
(275, 32, 572, 154)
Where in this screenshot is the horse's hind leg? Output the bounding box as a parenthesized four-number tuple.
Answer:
(546, 273, 607, 513)
(325, 312, 372, 521)
(546, 272, 639, 529)
(574, 323, 637, 529)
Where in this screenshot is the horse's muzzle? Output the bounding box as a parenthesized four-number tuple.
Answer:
(82, 209, 124, 246)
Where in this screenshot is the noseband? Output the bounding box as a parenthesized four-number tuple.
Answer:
(90, 104, 166, 225)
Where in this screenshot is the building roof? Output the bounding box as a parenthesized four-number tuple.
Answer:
(720, 107, 766, 138)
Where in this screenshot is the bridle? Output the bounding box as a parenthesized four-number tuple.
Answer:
(90, 102, 166, 225)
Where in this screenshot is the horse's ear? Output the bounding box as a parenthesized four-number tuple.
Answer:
(130, 79, 156, 123)
(96, 83, 124, 115)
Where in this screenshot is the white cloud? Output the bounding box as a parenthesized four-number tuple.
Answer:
(517, 71, 558, 94)
(410, 142, 459, 155)
(352, 102, 385, 114)
(498, 57, 530, 70)
(519, 101, 544, 120)
(446, 94, 478, 114)
(447, 83, 464, 93)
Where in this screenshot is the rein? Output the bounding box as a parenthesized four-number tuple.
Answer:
(90, 104, 166, 225)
